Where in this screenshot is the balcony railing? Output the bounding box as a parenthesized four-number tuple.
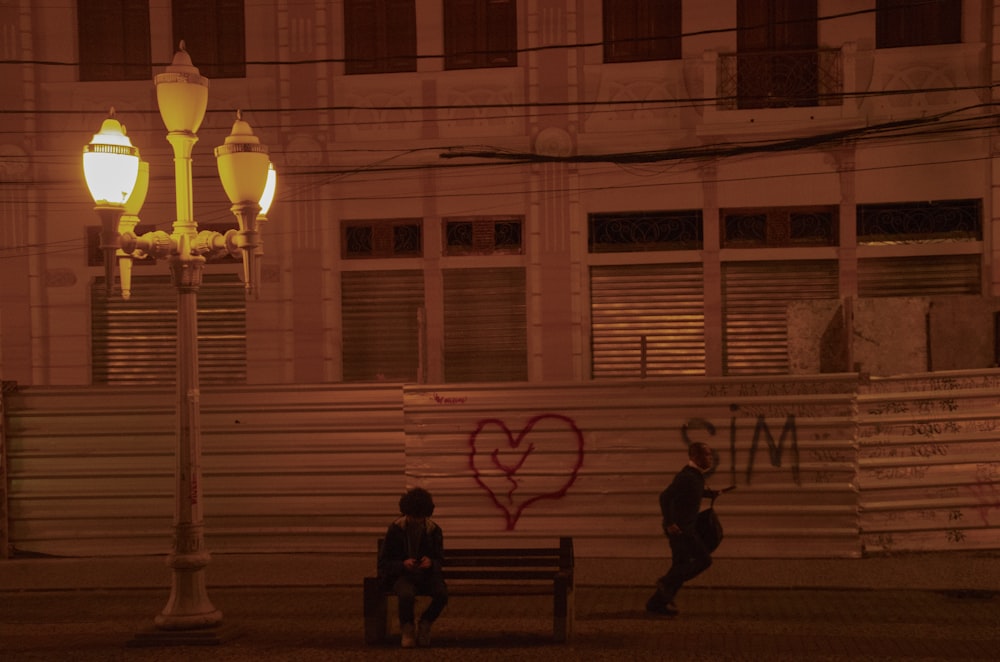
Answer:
(717, 48, 843, 110)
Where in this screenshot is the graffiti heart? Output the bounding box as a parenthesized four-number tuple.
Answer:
(468, 413, 585, 531)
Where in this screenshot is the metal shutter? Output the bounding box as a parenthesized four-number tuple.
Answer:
(443, 267, 527, 382)
(723, 261, 839, 375)
(341, 270, 425, 382)
(590, 263, 706, 377)
(857, 255, 981, 297)
(91, 273, 246, 385)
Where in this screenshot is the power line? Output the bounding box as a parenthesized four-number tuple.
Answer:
(3, 119, 993, 260)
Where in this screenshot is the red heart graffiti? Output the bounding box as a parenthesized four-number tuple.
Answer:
(468, 413, 584, 530)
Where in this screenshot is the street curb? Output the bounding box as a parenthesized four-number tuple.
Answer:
(2, 552, 998, 592)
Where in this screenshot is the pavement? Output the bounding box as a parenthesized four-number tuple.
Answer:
(2, 551, 1000, 660)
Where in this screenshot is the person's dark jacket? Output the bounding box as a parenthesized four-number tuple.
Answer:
(659, 465, 712, 535)
(377, 516, 445, 586)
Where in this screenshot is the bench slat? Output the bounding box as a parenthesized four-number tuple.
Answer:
(445, 569, 566, 581)
(444, 583, 557, 596)
(445, 548, 564, 558)
(445, 557, 563, 568)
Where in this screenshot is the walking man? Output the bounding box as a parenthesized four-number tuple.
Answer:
(647, 441, 719, 616)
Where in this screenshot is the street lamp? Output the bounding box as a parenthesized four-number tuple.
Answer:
(81, 44, 274, 637)
(82, 109, 140, 294)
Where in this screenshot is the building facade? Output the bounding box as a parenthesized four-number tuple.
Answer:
(0, 0, 996, 387)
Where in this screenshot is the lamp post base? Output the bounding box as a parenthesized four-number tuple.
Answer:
(153, 556, 223, 631)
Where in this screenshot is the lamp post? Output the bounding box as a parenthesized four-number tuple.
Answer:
(82, 44, 274, 636)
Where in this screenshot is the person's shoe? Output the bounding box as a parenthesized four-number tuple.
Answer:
(417, 620, 432, 646)
(401, 623, 416, 648)
(645, 597, 679, 616)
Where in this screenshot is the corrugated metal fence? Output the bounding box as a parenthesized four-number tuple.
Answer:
(2, 384, 405, 557)
(2, 372, 998, 559)
(405, 377, 859, 558)
(857, 371, 1000, 553)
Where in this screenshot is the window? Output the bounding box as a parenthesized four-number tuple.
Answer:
(736, 0, 819, 108)
(857, 255, 981, 298)
(723, 261, 839, 375)
(443, 268, 527, 381)
(444, 0, 516, 70)
(443, 217, 523, 256)
(78, 0, 151, 81)
(172, 0, 245, 78)
(91, 274, 246, 385)
(603, 0, 681, 63)
(589, 211, 703, 253)
(857, 199, 981, 245)
(344, 0, 417, 74)
(876, 0, 961, 48)
(590, 263, 706, 377)
(341, 219, 422, 259)
(722, 206, 837, 248)
(341, 270, 425, 381)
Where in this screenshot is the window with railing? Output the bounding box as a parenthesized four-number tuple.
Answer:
(722, 206, 838, 248)
(718, 48, 842, 109)
(857, 199, 982, 245)
(342, 219, 423, 259)
(443, 217, 523, 256)
(589, 211, 703, 253)
(727, 0, 826, 109)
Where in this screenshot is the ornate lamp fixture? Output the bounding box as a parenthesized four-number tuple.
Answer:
(81, 43, 277, 638)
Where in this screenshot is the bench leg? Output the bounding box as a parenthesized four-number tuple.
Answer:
(363, 578, 388, 645)
(553, 575, 573, 643)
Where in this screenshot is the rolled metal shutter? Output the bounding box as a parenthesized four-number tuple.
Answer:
(723, 260, 839, 375)
(443, 267, 527, 382)
(590, 263, 705, 377)
(91, 273, 246, 385)
(341, 270, 425, 382)
(857, 255, 981, 297)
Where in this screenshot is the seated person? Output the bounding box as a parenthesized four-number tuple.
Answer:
(378, 487, 448, 648)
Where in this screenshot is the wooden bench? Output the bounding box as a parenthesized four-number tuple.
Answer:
(363, 536, 574, 644)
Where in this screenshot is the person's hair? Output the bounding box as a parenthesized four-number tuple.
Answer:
(688, 442, 710, 459)
(399, 487, 435, 518)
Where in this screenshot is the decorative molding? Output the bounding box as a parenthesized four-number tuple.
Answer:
(534, 127, 573, 157)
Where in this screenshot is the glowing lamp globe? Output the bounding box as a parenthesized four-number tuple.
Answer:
(83, 111, 140, 206)
(258, 162, 277, 217)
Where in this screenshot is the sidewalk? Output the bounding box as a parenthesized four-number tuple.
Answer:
(2, 551, 999, 660)
(2, 583, 998, 661)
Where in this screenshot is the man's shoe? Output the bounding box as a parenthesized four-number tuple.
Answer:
(401, 623, 416, 648)
(645, 598, 679, 616)
(417, 620, 432, 646)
